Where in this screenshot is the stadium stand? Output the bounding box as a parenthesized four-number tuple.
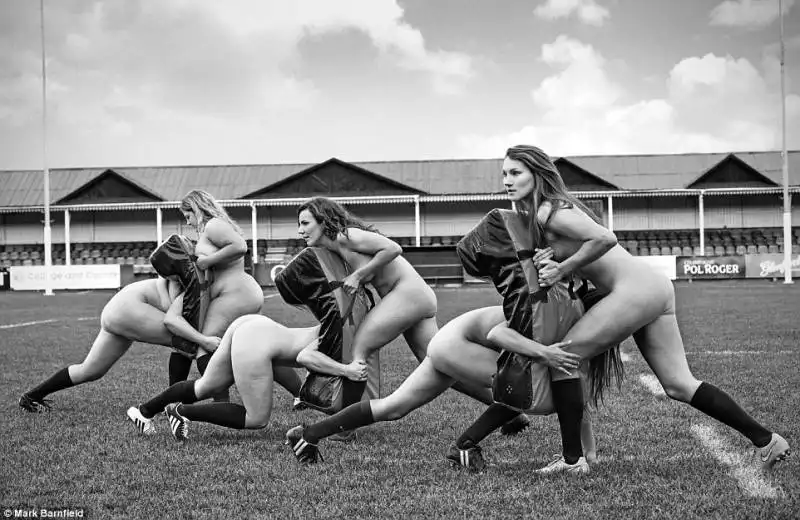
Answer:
(1, 229, 798, 271)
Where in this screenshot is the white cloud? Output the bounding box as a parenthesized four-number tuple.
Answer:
(458, 36, 799, 158)
(0, 0, 474, 168)
(534, 0, 610, 26)
(710, 0, 796, 28)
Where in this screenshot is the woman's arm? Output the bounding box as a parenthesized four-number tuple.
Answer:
(163, 293, 220, 352)
(196, 218, 248, 270)
(338, 228, 403, 290)
(295, 346, 367, 381)
(486, 322, 580, 375)
(538, 205, 617, 284)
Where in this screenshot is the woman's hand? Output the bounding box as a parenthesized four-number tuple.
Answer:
(342, 272, 363, 295)
(344, 360, 368, 382)
(532, 247, 554, 268)
(538, 258, 566, 287)
(202, 336, 222, 351)
(196, 255, 212, 270)
(539, 340, 580, 375)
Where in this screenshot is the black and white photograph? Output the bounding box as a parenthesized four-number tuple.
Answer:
(1, 1, 798, 518)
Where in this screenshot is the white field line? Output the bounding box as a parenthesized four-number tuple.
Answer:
(0, 316, 96, 329)
(630, 355, 784, 499)
(352, 453, 695, 467)
(263, 293, 279, 300)
(638, 374, 666, 397)
(687, 350, 795, 355)
(690, 424, 782, 499)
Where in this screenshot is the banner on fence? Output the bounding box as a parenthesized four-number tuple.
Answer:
(10, 265, 121, 291)
(676, 256, 746, 280)
(744, 253, 800, 279)
(0, 268, 9, 291)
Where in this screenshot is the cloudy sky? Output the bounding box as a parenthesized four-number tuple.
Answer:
(1, 0, 798, 170)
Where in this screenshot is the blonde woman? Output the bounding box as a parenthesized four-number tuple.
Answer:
(168, 190, 301, 401)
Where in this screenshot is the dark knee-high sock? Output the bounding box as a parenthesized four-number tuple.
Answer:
(456, 403, 520, 449)
(177, 403, 247, 429)
(168, 353, 193, 385)
(304, 400, 374, 444)
(26, 367, 74, 400)
(139, 380, 198, 419)
(196, 354, 212, 374)
(551, 379, 584, 464)
(690, 382, 772, 447)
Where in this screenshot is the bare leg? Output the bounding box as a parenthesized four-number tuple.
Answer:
(350, 283, 436, 363)
(64, 331, 133, 387)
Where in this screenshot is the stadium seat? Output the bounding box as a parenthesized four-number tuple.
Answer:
(757, 245, 769, 254)
(670, 246, 682, 256)
(735, 245, 746, 255)
(768, 245, 780, 254)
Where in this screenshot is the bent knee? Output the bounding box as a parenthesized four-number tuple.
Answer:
(246, 414, 270, 429)
(661, 379, 700, 402)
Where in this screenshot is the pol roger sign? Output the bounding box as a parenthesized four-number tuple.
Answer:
(676, 256, 745, 280)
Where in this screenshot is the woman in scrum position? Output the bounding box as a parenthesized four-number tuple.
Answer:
(286, 206, 620, 471)
(501, 144, 789, 474)
(286, 303, 608, 470)
(294, 197, 530, 436)
(18, 273, 222, 413)
(165, 189, 301, 401)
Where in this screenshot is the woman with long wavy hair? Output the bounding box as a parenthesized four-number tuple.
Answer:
(293, 197, 531, 439)
(502, 144, 789, 474)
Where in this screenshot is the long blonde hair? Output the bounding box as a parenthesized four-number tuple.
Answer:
(180, 189, 242, 236)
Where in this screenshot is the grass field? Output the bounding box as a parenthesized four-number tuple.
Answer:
(1, 281, 799, 519)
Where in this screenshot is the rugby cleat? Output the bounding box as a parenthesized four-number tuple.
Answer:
(126, 406, 157, 436)
(18, 393, 52, 413)
(285, 425, 323, 464)
(536, 455, 590, 475)
(757, 433, 790, 472)
(500, 413, 530, 436)
(446, 442, 487, 473)
(164, 403, 189, 442)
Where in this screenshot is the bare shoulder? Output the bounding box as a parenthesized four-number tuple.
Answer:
(536, 200, 554, 224)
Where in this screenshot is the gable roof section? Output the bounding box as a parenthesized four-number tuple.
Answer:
(554, 158, 619, 190)
(57, 169, 164, 204)
(686, 154, 778, 189)
(0, 151, 797, 208)
(241, 158, 425, 199)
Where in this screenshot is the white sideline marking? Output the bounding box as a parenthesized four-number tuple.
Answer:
(687, 350, 795, 356)
(638, 374, 666, 397)
(0, 316, 95, 329)
(263, 293, 279, 300)
(690, 424, 781, 499)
